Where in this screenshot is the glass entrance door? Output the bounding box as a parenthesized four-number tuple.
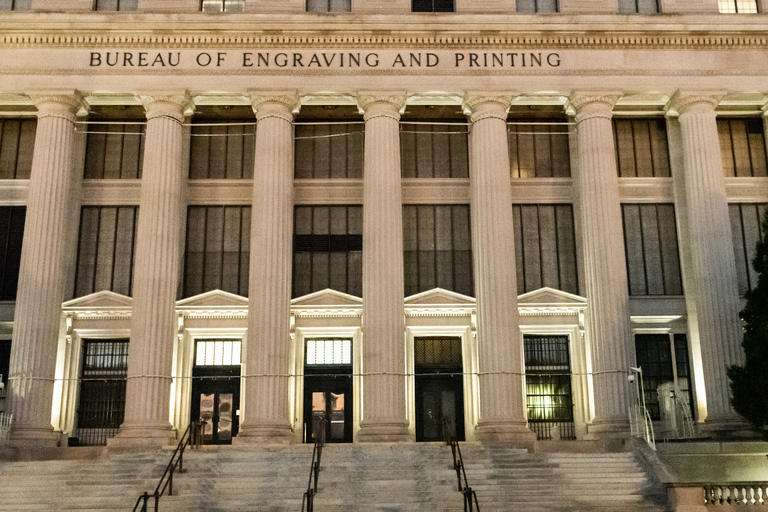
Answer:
(303, 377, 352, 443)
(191, 381, 240, 444)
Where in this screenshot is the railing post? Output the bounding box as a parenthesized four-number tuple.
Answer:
(168, 465, 174, 496)
(141, 491, 149, 512)
(153, 492, 159, 512)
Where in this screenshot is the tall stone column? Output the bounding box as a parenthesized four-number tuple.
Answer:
(670, 92, 746, 433)
(463, 94, 534, 444)
(356, 92, 410, 442)
(569, 93, 633, 438)
(116, 94, 189, 446)
(236, 92, 299, 444)
(8, 93, 82, 447)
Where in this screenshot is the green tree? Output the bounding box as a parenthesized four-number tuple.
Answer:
(728, 206, 768, 437)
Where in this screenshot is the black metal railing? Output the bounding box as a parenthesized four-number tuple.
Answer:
(301, 417, 327, 512)
(443, 419, 480, 512)
(132, 421, 206, 512)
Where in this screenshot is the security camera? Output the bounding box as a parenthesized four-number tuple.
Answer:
(627, 374, 635, 383)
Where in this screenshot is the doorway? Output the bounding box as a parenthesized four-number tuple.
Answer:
(414, 337, 465, 442)
(190, 340, 241, 445)
(303, 338, 353, 444)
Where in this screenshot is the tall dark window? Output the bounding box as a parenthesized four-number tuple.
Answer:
(516, 0, 558, 13)
(95, 0, 138, 10)
(0, 339, 10, 397)
(508, 118, 570, 178)
(293, 206, 362, 298)
(0, 206, 25, 301)
(84, 121, 145, 179)
(622, 204, 682, 296)
(524, 335, 575, 441)
(0, 118, 36, 179)
(184, 206, 251, 298)
(0, 0, 32, 10)
(74, 206, 138, 298)
(513, 204, 578, 295)
(718, 118, 768, 177)
(401, 123, 468, 178)
(190, 121, 255, 179)
(730, 203, 767, 295)
(76, 339, 129, 446)
(618, 0, 659, 13)
(307, 0, 351, 11)
(613, 118, 670, 177)
(403, 205, 473, 297)
(412, 0, 454, 11)
(634, 333, 694, 421)
(295, 123, 363, 179)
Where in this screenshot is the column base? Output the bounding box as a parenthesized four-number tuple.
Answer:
(109, 421, 176, 449)
(700, 414, 756, 439)
(475, 420, 536, 449)
(9, 425, 62, 449)
(235, 422, 294, 445)
(356, 420, 411, 443)
(584, 415, 631, 439)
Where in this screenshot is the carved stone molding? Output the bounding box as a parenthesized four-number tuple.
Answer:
(463, 93, 513, 123)
(249, 90, 300, 120)
(569, 92, 621, 123)
(30, 92, 85, 120)
(357, 91, 407, 120)
(140, 93, 192, 122)
(667, 91, 725, 117)
(4, 30, 768, 51)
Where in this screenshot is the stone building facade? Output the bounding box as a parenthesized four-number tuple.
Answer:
(0, 0, 765, 448)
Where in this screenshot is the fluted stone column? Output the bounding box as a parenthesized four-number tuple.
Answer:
(356, 92, 410, 442)
(463, 94, 534, 444)
(236, 92, 299, 444)
(569, 93, 633, 438)
(8, 93, 82, 447)
(116, 95, 189, 446)
(670, 92, 746, 433)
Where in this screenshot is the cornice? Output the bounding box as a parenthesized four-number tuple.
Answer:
(4, 23, 768, 50)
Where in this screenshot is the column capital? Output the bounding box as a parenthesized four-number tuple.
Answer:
(140, 93, 192, 122)
(249, 90, 300, 122)
(568, 92, 621, 123)
(357, 91, 406, 121)
(30, 91, 85, 121)
(667, 91, 725, 117)
(463, 92, 513, 123)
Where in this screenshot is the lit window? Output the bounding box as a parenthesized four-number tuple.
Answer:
(195, 340, 242, 366)
(718, 0, 757, 11)
(0, 0, 32, 10)
(307, 0, 351, 12)
(412, 0, 454, 12)
(306, 338, 352, 365)
(95, 0, 138, 10)
(202, 0, 245, 12)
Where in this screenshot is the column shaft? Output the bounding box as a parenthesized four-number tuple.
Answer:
(8, 94, 81, 447)
(117, 95, 188, 445)
(464, 94, 534, 444)
(236, 92, 298, 444)
(672, 93, 745, 432)
(570, 93, 632, 436)
(356, 93, 410, 442)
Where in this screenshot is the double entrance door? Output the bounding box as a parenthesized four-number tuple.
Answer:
(303, 375, 353, 443)
(191, 368, 240, 445)
(414, 337, 465, 442)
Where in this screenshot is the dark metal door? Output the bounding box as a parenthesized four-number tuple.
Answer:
(415, 374, 465, 442)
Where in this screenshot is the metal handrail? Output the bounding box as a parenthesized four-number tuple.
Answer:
(301, 418, 327, 512)
(443, 419, 480, 512)
(132, 420, 206, 512)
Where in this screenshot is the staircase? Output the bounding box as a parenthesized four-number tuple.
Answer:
(0, 443, 668, 512)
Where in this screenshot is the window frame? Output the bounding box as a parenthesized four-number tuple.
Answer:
(411, 0, 455, 12)
(201, 0, 245, 12)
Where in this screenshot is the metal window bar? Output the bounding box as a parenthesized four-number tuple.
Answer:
(76, 340, 129, 446)
(0, 413, 12, 446)
(524, 335, 576, 440)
